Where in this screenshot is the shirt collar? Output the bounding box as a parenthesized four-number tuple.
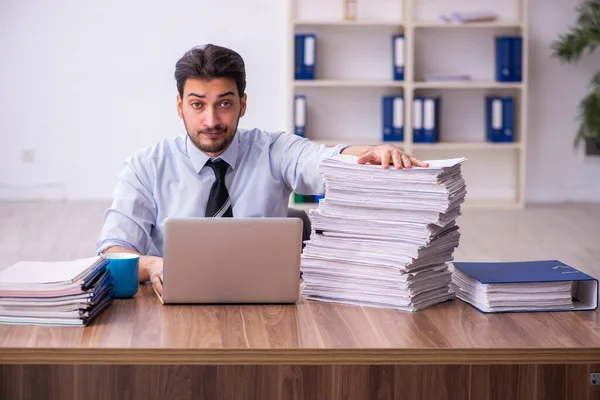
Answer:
(186, 131, 240, 174)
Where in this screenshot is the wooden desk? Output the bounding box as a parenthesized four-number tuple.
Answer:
(1, 284, 599, 400)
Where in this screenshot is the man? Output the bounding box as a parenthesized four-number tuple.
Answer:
(97, 44, 428, 294)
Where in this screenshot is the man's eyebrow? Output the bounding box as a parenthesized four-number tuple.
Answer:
(186, 91, 236, 99)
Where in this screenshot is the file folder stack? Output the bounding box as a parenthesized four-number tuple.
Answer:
(0, 255, 114, 326)
(300, 155, 467, 311)
(451, 260, 599, 313)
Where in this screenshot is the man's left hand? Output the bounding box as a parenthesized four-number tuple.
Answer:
(357, 144, 429, 169)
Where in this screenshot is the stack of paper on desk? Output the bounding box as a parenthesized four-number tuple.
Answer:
(451, 260, 599, 313)
(0, 256, 114, 326)
(300, 155, 467, 311)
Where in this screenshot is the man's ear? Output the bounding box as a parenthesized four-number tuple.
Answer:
(239, 93, 247, 118)
(176, 94, 183, 119)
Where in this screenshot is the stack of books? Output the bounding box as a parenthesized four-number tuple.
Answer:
(0, 256, 114, 326)
(300, 155, 467, 311)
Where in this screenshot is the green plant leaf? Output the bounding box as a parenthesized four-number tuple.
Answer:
(577, 89, 600, 146)
(552, 0, 600, 63)
(591, 70, 600, 89)
(554, 1, 600, 149)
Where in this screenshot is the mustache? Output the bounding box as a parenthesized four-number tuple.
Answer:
(198, 126, 226, 135)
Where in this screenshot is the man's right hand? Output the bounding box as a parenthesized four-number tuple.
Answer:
(144, 256, 164, 294)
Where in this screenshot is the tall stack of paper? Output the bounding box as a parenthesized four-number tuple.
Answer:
(0, 256, 114, 326)
(300, 155, 467, 311)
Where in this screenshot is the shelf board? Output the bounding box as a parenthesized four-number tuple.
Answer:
(413, 81, 524, 89)
(313, 139, 404, 147)
(412, 142, 521, 150)
(294, 80, 405, 88)
(413, 21, 523, 29)
(309, 140, 520, 150)
(294, 20, 404, 27)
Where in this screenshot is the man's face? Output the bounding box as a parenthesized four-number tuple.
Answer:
(177, 77, 247, 157)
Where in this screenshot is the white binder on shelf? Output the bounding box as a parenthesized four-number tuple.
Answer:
(295, 34, 316, 80)
(393, 35, 405, 81)
(422, 97, 439, 143)
(392, 97, 404, 141)
(413, 98, 423, 142)
(294, 94, 306, 137)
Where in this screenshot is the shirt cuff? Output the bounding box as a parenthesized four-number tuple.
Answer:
(96, 239, 141, 256)
(332, 144, 351, 156)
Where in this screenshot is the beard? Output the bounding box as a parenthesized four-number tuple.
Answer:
(184, 113, 240, 155)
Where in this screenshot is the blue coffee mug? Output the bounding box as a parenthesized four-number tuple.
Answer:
(105, 253, 139, 298)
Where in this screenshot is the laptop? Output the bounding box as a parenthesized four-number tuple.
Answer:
(155, 217, 303, 304)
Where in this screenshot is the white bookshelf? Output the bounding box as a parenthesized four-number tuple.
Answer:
(412, 81, 524, 89)
(413, 21, 522, 28)
(294, 80, 405, 88)
(288, 0, 529, 209)
(295, 20, 404, 27)
(412, 142, 522, 151)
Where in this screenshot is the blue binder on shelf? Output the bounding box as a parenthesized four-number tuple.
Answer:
(295, 34, 316, 80)
(314, 194, 325, 203)
(495, 36, 522, 82)
(422, 97, 439, 143)
(294, 94, 306, 137)
(382, 96, 404, 142)
(512, 36, 523, 82)
(452, 260, 599, 313)
(412, 97, 424, 142)
(486, 96, 514, 142)
(392, 34, 405, 81)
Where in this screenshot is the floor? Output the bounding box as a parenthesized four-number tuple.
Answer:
(0, 201, 599, 279)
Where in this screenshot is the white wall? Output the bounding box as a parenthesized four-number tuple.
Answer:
(527, 0, 600, 202)
(0, 0, 599, 202)
(0, 0, 289, 199)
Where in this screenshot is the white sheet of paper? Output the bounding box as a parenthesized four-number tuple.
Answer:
(0, 257, 101, 284)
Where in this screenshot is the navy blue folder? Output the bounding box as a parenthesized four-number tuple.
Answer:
(295, 34, 316, 80)
(421, 97, 440, 143)
(294, 94, 306, 137)
(486, 96, 514, 142)
(495, 37, 512, 82)
(392, 34, 405, 81)
(511, 37, 523, 82)
(495, 36, 522, 82)
(453, 260, 598, 312)
(382, 96, 404, 142)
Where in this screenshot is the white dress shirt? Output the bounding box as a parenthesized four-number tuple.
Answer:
(96, 128, 348, 257)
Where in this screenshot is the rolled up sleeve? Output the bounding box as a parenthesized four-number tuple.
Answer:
(276, 133, 348, 195)
(96, 154, 157, 255)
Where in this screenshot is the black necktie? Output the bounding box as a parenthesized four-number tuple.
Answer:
(205, 159, 233, 218)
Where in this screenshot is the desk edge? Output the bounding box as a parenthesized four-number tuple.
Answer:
(1, 348, 600, 365)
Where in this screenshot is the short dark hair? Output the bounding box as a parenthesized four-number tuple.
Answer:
(174, 44, 246, 98)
